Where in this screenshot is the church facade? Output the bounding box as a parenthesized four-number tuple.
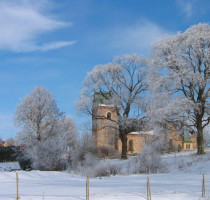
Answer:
(92, 94, 197, 154)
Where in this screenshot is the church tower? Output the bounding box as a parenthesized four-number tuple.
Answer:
(92, 93, 118, 149)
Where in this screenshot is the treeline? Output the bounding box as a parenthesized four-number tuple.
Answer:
(0, 146, 19, 162)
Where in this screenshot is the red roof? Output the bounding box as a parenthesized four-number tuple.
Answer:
(0, 141, 6, 146)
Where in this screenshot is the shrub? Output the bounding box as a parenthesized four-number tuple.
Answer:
(93, 162, 121, 177)
(68, 133, 98, 170)
(96, 146, 120, 159)
(18, 156, 32, 170)
(132, 145, 166, 174)
(73, 153, 99, 176)
(27, 139, 68, 171)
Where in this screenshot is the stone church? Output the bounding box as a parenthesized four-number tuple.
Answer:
(92, 93, 197, 154)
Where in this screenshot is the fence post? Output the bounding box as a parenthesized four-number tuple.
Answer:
(147, 176, 151, 200)
(42, 187, 45, 200)
(86, 176, 89, 200)
(16, 172, 19, 200)
(202, 174, 205, 198)
(147, 177, 148, 200)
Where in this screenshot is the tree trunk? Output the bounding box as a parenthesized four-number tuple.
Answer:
(197, 128, 205, 155)
(197, 116, 205, 155)
(120, 133, 128, 159)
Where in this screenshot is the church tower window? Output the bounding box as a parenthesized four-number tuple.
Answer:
(107, 112, 111, 120)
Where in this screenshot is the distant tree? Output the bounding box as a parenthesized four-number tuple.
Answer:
(148, 23, 210, 155)
(6, 137, 15, 146)
(15, 86, 63, 143)
(77, 54, 148, 159)
(14, 86, 77, 170)
(57, 115, 77, 148)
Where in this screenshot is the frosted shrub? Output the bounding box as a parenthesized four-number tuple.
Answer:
(133, 145, 166, 174)
(150, 139, 167, 154)
(178, 159, 185, 169)
(14, 87, 77, 171)
(75, 153, 99, 176)
(97, 146, 120, 159)
(93, 162, 122, 177)
(93, 163, 110, 177)
(68, 133, 98, 174)
(28, 139, 68, 171)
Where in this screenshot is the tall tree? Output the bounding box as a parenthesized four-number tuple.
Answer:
(15, 86, 77, 170)
(148, 23, 210, 155)
(77, 54, 148, 159)
(15, 86, 63, 142)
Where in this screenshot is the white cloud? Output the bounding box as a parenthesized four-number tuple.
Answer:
(94, 20, 169, 55)
(176, 0, 196, 18)
(112, 20, 167, 50)
(37, 41, 77, 51)
(0, 0, 75, 52)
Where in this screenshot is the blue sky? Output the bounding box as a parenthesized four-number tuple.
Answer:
(0, 0, 209, 140)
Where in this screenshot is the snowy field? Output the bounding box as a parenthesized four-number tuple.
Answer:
(0, 151, 210, 200)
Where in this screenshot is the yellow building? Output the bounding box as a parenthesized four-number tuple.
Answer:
(92, 93, 153, 153)
(117, 131, 154, 154)
(182, 131, 197, 150)
(0, 141, 8, 147)
(167, 124, 183, 151)
(92, 104, 119, 149)
(92, 93, 197, 154)
(92, 93, 119, 150)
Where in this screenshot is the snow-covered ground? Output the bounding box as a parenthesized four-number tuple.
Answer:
(0, 162, 20, 172)
(0, 151, 209, 200)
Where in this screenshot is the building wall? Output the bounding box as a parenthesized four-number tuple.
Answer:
(92, 105, 198, 154)
(182, 142, 193, 150)
(0, 141, 7, 147)
(92, 105, 118, 149)
(117, 134, 146, 154)
(166, 124, 183, 150)
(167, 124, 197, 151)
(167, 132, 183, 150)
(190, 136, 197, 149)
(182, 137, 197, 151)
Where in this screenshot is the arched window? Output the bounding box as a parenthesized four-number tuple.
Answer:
(177, 144, 181, 152)
(129, 140, 133, 151)
(107, 112, 111, 120)
(169, 139, 173, 147)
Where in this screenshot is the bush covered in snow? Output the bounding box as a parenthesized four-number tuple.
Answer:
(132, 145, 166, 174)
(96, 146, 120, 159)
(15, 87, 78, 171)
(27, 139, 68, 171)
(68, 133, 98, 174)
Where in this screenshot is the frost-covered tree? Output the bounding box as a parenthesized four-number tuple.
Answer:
(26, 138, 68, 171)
(68, 133, 97, 171)
(26, 116, 77, 170)
(77, 54, 148, 159)
(204, 126, 210, 147)
(15, 86, 63, 142)
(15, 86, 77, 170)
(6, 137, 15, 146)
(57, 115, 77, 148)
(148, 23, 210, 155)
